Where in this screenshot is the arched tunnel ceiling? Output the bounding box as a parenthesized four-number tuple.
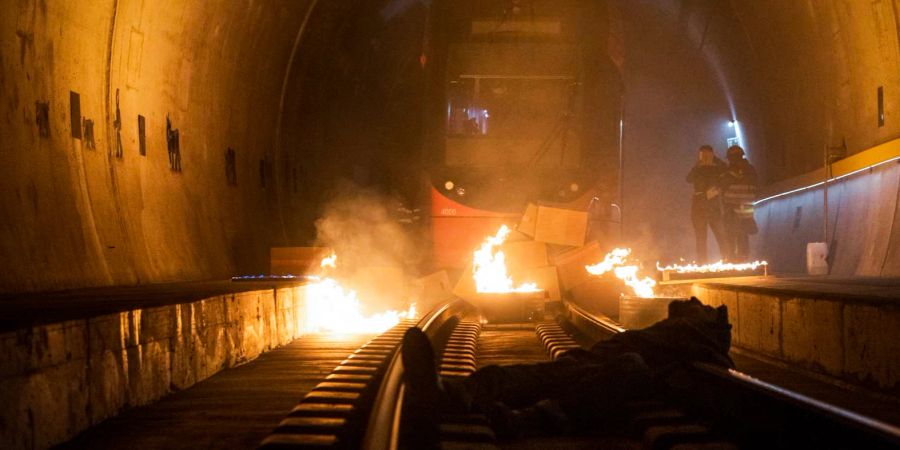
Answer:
(0, 0, 897, 292)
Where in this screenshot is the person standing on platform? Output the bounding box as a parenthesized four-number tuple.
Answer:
(686, 145, 726, 263)
(720, 145, 758, 261)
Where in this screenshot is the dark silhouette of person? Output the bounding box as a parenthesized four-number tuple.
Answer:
(401, 298, 733, 444)
(720, 145, 758, 261)
(686, 145, 727, 263)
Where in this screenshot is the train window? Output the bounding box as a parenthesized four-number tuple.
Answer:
(447, 80, 489, 136)
(445, 75, 580, 168)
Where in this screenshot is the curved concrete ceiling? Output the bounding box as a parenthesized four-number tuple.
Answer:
(0, 0, 897, 292)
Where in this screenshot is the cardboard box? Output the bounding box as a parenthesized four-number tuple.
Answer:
(522, 266, 561, 301)
(500, 240, 549, 280)
(551, 241, 606, 290)
(270, 247, 332, 275)
(569, 278, 622, 320)
(517, 202, 538, 237)
(533, 205, 588, 247)
(506, 229, 531, 242)
(452, 264, 478, 301)
(452, 263, 556, 303)
(412, 270, 454, 311)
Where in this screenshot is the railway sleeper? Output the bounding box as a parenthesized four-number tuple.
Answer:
(259, 321, 415, 449)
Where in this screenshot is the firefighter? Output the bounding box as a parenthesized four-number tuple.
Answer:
(720, 145, 758, 261)
(686, 145, 727, 263)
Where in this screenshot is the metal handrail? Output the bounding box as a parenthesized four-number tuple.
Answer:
(361, 299, 469, 450)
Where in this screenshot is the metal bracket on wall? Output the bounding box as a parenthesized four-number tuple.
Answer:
(113, 89, 124, 158)
(137, 115, 147, 156)
(83, 118, 96, 150)
(226, 148, 237, 186)
(35, 101, 50, 138)
(166, 114, 181, 172)
(69, 92, 81, 139)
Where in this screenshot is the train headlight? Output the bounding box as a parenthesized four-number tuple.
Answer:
(444, 181, 455, 191)
(570, 183, 579, 192)
(456, 187, 466, 197)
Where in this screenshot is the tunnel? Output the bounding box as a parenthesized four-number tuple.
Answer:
(1, 0, 899, 449)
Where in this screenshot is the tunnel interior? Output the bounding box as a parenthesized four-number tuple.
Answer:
(2, 1, 900, 449)
(2, 0, 898, 293)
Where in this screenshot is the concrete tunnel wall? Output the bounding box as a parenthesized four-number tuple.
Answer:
(1, 0, 316, 293)
(730, 0, 900, 183)
(753, 157, 900, 276)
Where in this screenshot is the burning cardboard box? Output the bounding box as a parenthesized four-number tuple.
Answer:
(569, 278, 622, 319)
(551, 241, 607, 291)
(412, 270, 454, 312)
(517, 202, 539, 237)
(501, 240, 549, 279)
(533, 205, 589, 247)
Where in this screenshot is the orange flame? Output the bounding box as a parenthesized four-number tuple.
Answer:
(320, 252, 337, 269)
(473, 225, 539, 293)
(585, 248, 656, 297)
(305, 253, 417, 333)
(656, 260, 768, 274)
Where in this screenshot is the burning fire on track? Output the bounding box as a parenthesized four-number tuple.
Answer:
(473, 225, 540, 293)
(305, 253, 417, 334)
(656, 260, 768, 274)
(585, 248, 657, 297)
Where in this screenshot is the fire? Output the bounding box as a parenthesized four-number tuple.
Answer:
(585, 248, 656, 297)
(320, 252, 337, 269)
(473, 225, 539, 293)
(656, 260, 768, 274)
(584, 248, 630, 276)
(305, 254, 417, 334)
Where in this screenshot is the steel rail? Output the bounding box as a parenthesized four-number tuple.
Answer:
(361, 297, 900, 449)
(361, 298, 471, 450)
(561, 299, 900, 449)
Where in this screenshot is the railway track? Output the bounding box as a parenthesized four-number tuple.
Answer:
(260, 299, 900, 449)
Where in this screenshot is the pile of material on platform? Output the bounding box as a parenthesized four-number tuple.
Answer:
(447, 202, 616, 321)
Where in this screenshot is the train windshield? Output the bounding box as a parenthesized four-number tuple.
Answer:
(446, 76, 581, 170)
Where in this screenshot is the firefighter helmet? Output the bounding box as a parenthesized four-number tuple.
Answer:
(727, 145, 745, 158)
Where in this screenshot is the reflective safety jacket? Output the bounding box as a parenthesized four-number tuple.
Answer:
(720, 160, 758, 217)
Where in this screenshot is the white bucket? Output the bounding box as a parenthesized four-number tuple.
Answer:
(806, 242, 829, 275)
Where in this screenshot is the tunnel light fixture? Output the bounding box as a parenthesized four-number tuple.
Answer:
(753, 156, 900, 205)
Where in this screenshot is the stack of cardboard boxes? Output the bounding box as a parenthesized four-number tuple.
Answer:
(444, 203, 619, 322)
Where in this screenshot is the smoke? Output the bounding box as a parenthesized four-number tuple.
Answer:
(314, 181, 423, 313)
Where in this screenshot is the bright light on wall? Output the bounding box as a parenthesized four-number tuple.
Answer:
(725, 119, 745, 155)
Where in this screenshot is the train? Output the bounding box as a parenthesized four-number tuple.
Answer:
(423, 0, 624, 268)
